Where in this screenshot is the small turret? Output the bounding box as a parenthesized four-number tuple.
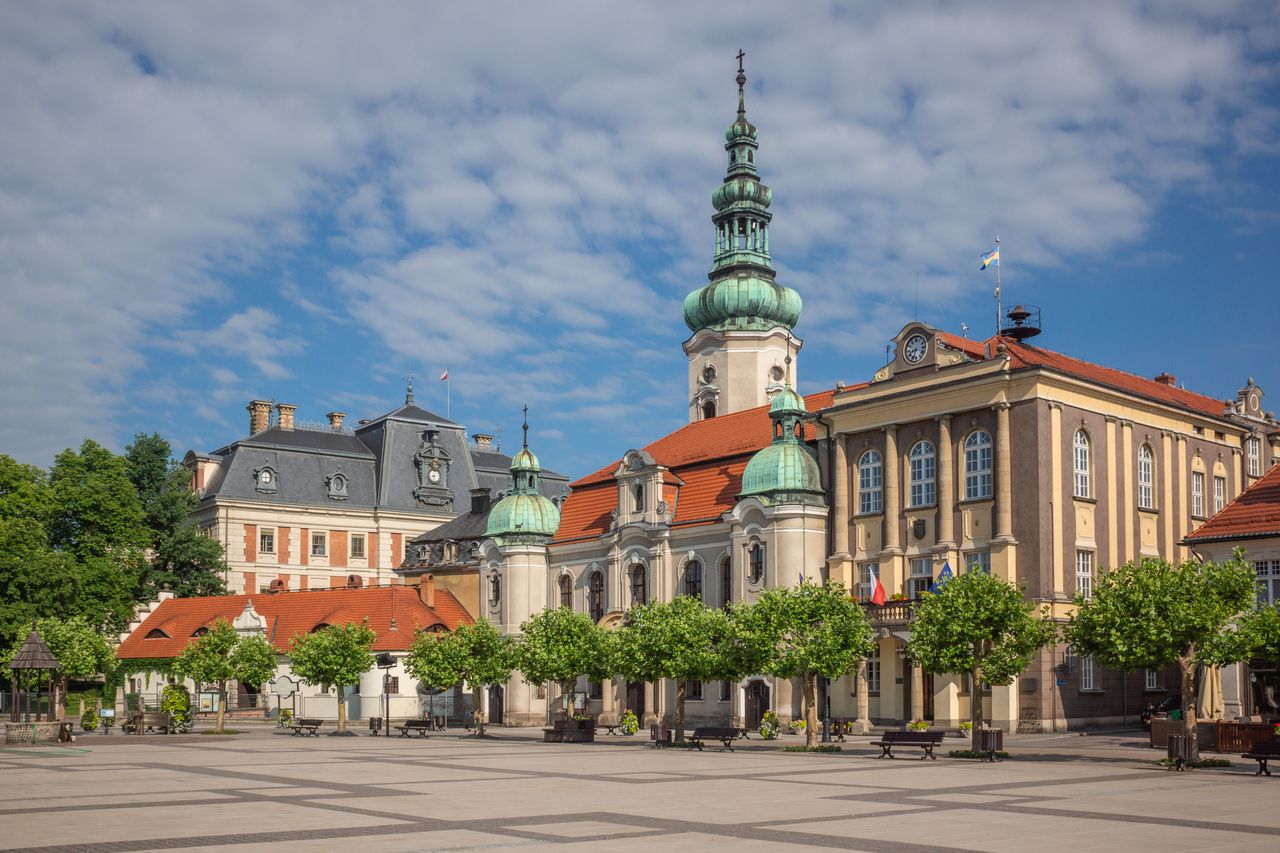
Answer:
(739, 366, 825, 506)
(485, 407, 560, 545)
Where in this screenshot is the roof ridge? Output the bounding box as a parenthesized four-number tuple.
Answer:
(1186, 463, 1280, 541)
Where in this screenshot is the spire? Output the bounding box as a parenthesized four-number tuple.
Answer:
(522, 404, 529, 449)
(405, 369, 415, 405)
(736, 48, 747, 120)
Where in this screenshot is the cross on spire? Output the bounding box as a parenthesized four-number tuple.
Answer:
(522, 405, 529, 449)
(736, 49, 747, 118)
(405, 369, 415, 405)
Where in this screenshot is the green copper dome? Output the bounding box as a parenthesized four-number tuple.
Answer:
(685, 54, 802, 337)
(486, 411, 560, 545)
(739, 386, 825, 506)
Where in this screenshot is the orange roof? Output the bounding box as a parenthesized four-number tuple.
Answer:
(1185, 463, 1280, 543)
(117, 585, 473, 659)
(553, 390, 835, 544)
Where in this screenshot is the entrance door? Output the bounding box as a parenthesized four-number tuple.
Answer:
(922, 673, 934, 721)
(626, 681, 645, 718)
(745, 680, 771, 730)
(487, 685, 505, 726)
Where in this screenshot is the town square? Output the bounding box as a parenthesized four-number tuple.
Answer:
(3, 3, 1280, 851)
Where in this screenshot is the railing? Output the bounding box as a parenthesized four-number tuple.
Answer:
(861, 600, 914, 625)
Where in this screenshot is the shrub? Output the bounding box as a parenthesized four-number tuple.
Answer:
(959, 721, 973, 735)
(619, 709, 639, 735)
(160, 684, 193, 733)
(759, 711, 781, 740)
(907, 719, 930, 732)
(1159, 757, 1230, 769)
(784, 744, 842, 753)
(80, 707, 99, 731)
(277, 708, 294, 728)
(948, 749, 1010, 759)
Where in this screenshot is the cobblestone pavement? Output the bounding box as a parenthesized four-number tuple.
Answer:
(1, 727, 1276, 852)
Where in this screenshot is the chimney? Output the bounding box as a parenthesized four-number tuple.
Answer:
(277, 403, 297, 430)
(1154, 372, 1176, 387)
(473, 433, 494, 450)
(247, 400, 272, 434)
(327, 411, 346, 431)
(470, 487, 492, 514)
(417, 573, 437, 608)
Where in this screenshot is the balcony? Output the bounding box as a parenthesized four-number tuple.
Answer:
(861, 600, 914, 627)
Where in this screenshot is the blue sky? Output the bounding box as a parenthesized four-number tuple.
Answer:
(3, 1, 1279, 480)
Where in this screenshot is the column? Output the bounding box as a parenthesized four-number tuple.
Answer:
(882, 425, 901, 553)
(1048, 402, 1065, 597)
(910, 659, 924, 723)
(993, 403, 1015, 542)
(1121, 421, 1134, 561)
(855, 661, 870, 733)
(936, 415, 956, 550)
(1175, 434, 1188, 561)
(643, 681, 657, 726)
(832, 434, 850, 556)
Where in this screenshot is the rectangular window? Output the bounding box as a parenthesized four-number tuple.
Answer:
(719, 680, 731, 702)
(350, 533, 366, 559)
(589, 681, 602, 700)
(1214, 476, 1226, 514)
(964, 551, 991, 574)
(1192, 471, 1204, 518)
(909, 557, 932, 599)
(1248, 437, 1261, 477)
(858, 453, 883, 514)
(259, 529, 275, 554)
(311, 532, 327, 558)
(866, 646, 881, 694)
(1256, 560, 1280, 607)
(1137, 446, 1154, 510)
(1145, 669, 1158, 691)
(1075, 551, 1094, 600)
(857, 561, 878, 600)
(1081, 655, 1096, 691)
(687, 680, 703, 701)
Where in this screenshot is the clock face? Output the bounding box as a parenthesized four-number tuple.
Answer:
(903, 334, 928, 365)
(427, 469, 442, 484)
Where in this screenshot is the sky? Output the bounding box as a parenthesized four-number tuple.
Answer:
(3, 1, 1279, 480)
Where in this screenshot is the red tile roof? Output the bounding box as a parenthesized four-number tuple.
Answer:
(1185, 463, 1280, 543)
(117, 585, 473, 659)
(553, 390, 835, 544)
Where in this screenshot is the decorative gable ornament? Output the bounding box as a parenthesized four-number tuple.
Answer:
(325, 472, 348, 501)
(413, 429, 454, 510)
(253, 465, 278, 494)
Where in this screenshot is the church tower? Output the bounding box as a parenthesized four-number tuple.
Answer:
(682, 53, 803, 422)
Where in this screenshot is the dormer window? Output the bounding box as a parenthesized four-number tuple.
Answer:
(326, 472, 348, 501)
(145, 628, 170, 639)
(254, 465, 278, 494)
(191, 627, 209, 638)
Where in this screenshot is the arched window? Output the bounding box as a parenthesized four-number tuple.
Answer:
(1138, 444, 1154, 509)
(963, 431, 993, 500)
(721, 556, 732, 610)
(631, 565, 647, 606)
(858, 449, 883, 514)
(632, 482, 644, 513)
(685, 560, 703, 601)
(558, 574, 572, 610)
(702, 400, 716, 420)
(489, 572, 501, 607)
(145, 628, 169, 639)
(748, 542, 764, 583)
(908, 441, 936, 507)
(589, 571, 604, 622)
(1073, 430, 1091, 499)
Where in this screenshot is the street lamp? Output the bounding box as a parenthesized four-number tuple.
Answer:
(375, 652, 396, 738)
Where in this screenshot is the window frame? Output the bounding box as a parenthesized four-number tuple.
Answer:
(1191, 471, 1205, 518)
(349, 532, 366, 560)
(857, 449, 883, 514)
(686, 680, 704, 701)
(908, 557, 932, 599)
(310, 531, 327, 558)
(1248, 436, 1261, 477)
(258, 528, 276, 555)
(558, 574, 573, 610)
(1213, 476, 1226, 514)
(908, 441, 937, 508)
(720, 556, 732, 610)
(588, 571, 605, 622)
(684, 560, 703, 601)
(1137, 444, 1154, 510)
(963, 430, 993, 500)
(1080, 655, 1096, 691)
(747, 542, 764, 584)
(856, 561, 878, 600)
(1075, 550, 1094, 600)
(1145, 669, 1159, 691)
(631, 564, 647, 606)
(1073, 430, 1091, 499)
(964, 550, 991, 574)
(866, 645, 881, 695)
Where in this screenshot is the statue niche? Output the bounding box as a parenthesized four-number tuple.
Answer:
(413, 429, 454, 510)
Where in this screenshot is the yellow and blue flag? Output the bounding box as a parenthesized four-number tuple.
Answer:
(979, 247, 1000, 270)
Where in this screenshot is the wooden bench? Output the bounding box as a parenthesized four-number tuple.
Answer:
(686, 726, 744, 752)
(1242, 741, 1280, 777)
(870, 730, 945, 760)
(123, 711, 172, 735)
(290, 718, 324, 737)
(395, 720, 432, 738)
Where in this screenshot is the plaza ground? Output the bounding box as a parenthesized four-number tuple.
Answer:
(1, 725, 1277, 852)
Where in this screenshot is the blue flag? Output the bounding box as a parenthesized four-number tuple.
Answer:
(929, 561, 955, 594)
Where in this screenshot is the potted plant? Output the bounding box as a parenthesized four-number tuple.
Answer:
(958, 721, 973, 739)
(160, 684, 192, 734)
(619, 709, 639, 736)
(80, 706, 99, 733)
(907, 719, 930, 732)
(277, 708, 294, 729)
(759, 711, 780, 740)
(789, 718, 807, 735)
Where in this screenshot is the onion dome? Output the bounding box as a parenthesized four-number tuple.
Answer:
(683, 273, 802, 333)
(740, 381, 825, 506)
(486, 408, 560, 545)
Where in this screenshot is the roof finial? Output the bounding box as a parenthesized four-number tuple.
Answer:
(405, 369, 415, 405)
(522, 404, 529, 449)
(736, 49, 747, 118)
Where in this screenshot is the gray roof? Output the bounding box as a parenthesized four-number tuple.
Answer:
(409, 508, 492, 544)
(11, 628, 59, 670)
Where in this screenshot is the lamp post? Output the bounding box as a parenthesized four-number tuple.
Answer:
(375, 652, 396, 738)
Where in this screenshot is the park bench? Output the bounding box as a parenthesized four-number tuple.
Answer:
(290, 718, 324, 737)
(122, 711, 172, 735)
(686, 726, 744, 752)
(1241, 741, 1280, 777)
(396, 720, 432, 738)
(870, 730, 945, 760)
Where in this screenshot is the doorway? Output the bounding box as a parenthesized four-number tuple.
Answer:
(901, 669, 935, 722)
(487, 685, 505, 726)
(745, 680, 771, 730)
(625, 681, 645, 718)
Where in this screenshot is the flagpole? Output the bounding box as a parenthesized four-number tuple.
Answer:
(994, 234, 1002, 338)
(446, 366, 451, 419)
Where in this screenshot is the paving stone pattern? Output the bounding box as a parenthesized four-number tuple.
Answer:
(1, 728, 1277, 852)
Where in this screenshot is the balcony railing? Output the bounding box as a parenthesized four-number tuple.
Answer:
(861, 600, 914, 626)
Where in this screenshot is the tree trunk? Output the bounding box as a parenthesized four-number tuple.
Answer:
(472, 684, 485, 737)
(803, 673, 819, 748)
(56, 674, 68, 722)
(561, 679, 575, 719)
(337, 685, 348, 734)
(1179, 654, 1199, 762)
(969, 667, 983, 753)
(216, 680, 226, 734)
(675, 680, 686, 742)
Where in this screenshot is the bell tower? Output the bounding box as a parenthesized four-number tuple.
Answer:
(682, 52, 802, 422)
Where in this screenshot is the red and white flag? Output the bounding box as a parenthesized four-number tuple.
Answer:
(868, 564, 886, 606)
(439, 368, 449, 381)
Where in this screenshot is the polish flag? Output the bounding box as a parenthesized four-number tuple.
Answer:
(439, 369, 449, 381)
(868, 564, 886, 606)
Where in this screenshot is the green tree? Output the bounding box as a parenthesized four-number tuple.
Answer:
(0, 517, 79, 651)
(175, 620, 280, 734)
(1065, 555, 1255, 760)
(29, 617, 115, 721)
(124, 433, 182, 539)
(731, 582, 875, 747)
(0, 455, 51, 522)
(48, 440, 149, 561)
(515, 608, 614, 720)
(617, 597, 733, 742)
(404, 620, 515, 736)
(909, 571, 1057, 751)
(288, 621, 376, 734)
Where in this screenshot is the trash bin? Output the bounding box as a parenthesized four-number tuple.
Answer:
(977, 728, 1004, 761)
(1166, 734, 1192, 771)
(369, 716, 382, 735)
